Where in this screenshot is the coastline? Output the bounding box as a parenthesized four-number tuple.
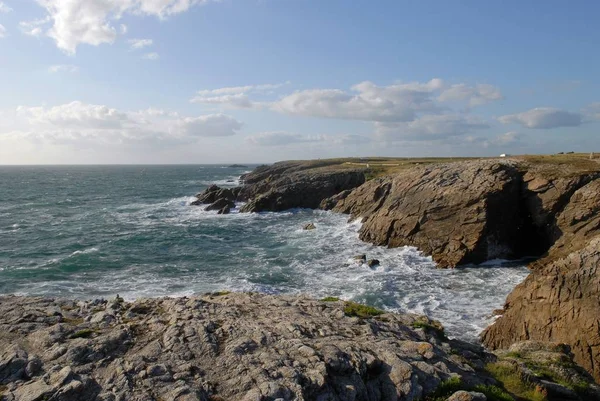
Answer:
(2, 154, 600, 400)
(2, 292, 599, 401)
(190, 154, 600, 383)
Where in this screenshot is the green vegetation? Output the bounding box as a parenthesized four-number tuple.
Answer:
(425, 376, 463, 400)
(486, 362, 547, 401)
(70, 329, 96, 339)
(343, 301, 384, 318)
(473, 384, 517, 401)
(524, 362, 591, 397)
(424, 375, 523, 401)
(212, 291, 231, 296)
(320, 296, 340, 302)
(411, 320, 448, 341)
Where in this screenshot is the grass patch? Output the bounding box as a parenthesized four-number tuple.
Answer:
(525, 362, 592, 396)
(411, 320, 448, 341)
(320, 296, 340, 302)
(212, 291, 231, 296)
(473, 384, 516, 401)
(486, 362, 547, 401)
(343, 301, 384, 318)
(70, 329, 95, 339)
(425, 376, 463, 401)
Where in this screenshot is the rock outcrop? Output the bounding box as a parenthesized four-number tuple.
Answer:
(322, 157, 600, 381)
(333, 160, 525, 267)
(191, 161, 365, 214)
(238, 161, 366, 213)
(189, 157, 600, 383)
(3, 294, 598, 401)
(0, 293, 501, 401)
(481, 180, 600, 381)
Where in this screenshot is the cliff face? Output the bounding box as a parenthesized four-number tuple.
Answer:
(190, 161, 366, 213)
(238, 161, 366, 213)
(322, 158, 600, 380)
(481, 177, 600, 381)
(332, 160, 524, 268)
(191, 156, 600, 382)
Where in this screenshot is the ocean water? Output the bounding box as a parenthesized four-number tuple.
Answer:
(0, 165, 529, 341)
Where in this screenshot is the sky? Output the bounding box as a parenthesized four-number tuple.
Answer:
(0, 0, 599, 164)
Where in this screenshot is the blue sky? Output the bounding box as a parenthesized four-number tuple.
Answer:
(0, 0, 598, 164)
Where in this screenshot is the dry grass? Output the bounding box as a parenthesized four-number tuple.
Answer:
(297, 153, 600, 180)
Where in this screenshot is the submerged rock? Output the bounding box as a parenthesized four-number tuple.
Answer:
(303, 223, 316, 230)
(367, 259, 380, 268)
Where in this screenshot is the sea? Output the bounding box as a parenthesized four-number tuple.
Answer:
(0, 165, 530, 341)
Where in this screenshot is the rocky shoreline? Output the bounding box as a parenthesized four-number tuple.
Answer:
(2, 293, 599, 401)
(3, 155, 599, 400)
(191, 156, 600, 384)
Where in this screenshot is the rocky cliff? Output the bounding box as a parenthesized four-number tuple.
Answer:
(322, 157, 600, 382)
(481, 175, 600, 382)
(190, 156, 600, 383)
(190, 160, 366, 213)
(2, 293, 598, 401)
(331, 160, 525, 268)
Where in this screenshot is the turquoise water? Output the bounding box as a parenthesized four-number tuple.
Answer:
(0, 165, 529, 340)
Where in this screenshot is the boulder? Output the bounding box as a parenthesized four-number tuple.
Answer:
(353, 254, 367, 262)
(193, 185, 236, 206)
(367, 259, 380, 268)
(218, 206, 231, 215)
(205, 198, 235, 212)
(446, 391, 487, 401)
(303, 223, 316, 230)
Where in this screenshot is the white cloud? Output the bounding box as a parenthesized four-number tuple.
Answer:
(493, 131, 522, 145)
(8, 101, 243, 145)
(374, 114, 489, 142)
(28, 0, 215, 54)
(498, 107, 582, 129)
(246, 132, 325, 146)
(272, 79, 445, 122)
(48, 64, 79, 73)
(438, 83, 503, 107)
(128, 38, 153, 49)
(120, 24, 128, 34)
(143, 52, 159, 60)
(0, 2, 11, 13)
(19, 101, 130, 129)
(191, 83, 288, 108)
(0, 24, 5, 39)
(178, 114, 243, 137)
(331, 134, 372, 145)
(19, 17, 50, 37)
